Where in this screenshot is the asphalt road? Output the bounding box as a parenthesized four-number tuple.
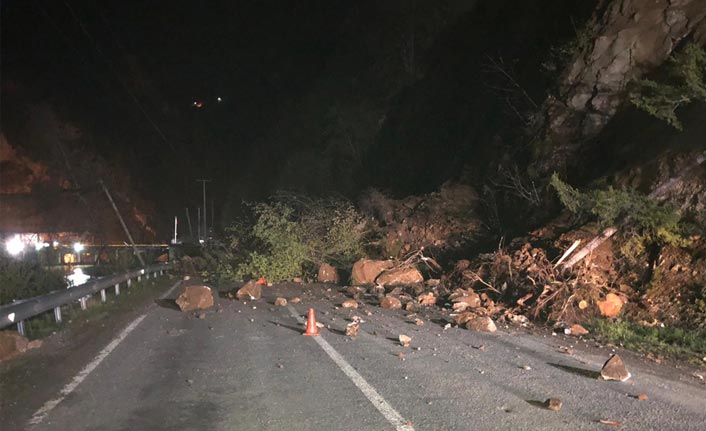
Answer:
(4, 280, 706, 430)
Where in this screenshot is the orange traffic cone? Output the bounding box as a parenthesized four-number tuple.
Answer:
(303, 308, 320, 336)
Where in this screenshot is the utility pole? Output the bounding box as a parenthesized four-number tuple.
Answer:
(197, 207, 201, 240)
(196, 179, 211, 240)
(99, 180, 145, 266)
(185, 207, 193, 239)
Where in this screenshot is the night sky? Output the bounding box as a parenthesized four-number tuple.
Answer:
(2, 0, 594, 236)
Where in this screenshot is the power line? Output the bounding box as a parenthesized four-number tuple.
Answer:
(62, 0, 176, 153)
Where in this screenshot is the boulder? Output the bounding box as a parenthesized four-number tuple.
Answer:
(175, 285, 214, 312)
(375, 266, 424, 286)
(465, 316, 497, 333)
(601, 354, 631, 382)
(351, 259, 394, 285)
(597, 293, 623, 318)
(236, 281, 262, 301)
(0, 331, 29, 361)
(380, 296, 402, 310)
(318, 263, 339, 283)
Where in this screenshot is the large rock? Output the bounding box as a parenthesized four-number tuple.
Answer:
(601, 354, 631, 382)
(175, 285, 214, 312)
(465, 316, 497, 333)
(351, 259, 394, 285)
(0, 331, 29, 361)
(317, 263, 339, 283)
(236, 280, 262, 301)
(375, 266, 424, 286)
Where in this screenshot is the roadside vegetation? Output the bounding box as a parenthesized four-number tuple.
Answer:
(590, 319, 706, 363)
(202, 192, 367, 284)
(0, 254, 66, 305)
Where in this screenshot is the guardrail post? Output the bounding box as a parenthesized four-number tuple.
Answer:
(17, 320, 25, 336)
(79, 297, 87, 310)
(137, 275, 142, 283)
(127, 278, 132, 288)
(115, 283, 120, 295)
(54, 306, 62, 323)
(100, 289, 107, 303)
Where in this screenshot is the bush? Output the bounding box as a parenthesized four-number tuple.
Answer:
(205, 193, 367, 283)
(550, 174, 690, 261)
(0, 254, 67, 305)
(629, 43, 706, 130)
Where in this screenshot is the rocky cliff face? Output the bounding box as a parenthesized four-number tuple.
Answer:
(540, 0, 706, 173)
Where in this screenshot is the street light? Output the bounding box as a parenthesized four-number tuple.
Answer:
(5, 235, 24, 256)
(73, 242, 84, 253)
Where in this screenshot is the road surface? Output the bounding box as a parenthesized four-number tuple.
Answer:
(2, 279, 705, 430)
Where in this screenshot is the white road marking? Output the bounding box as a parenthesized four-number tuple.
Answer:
(287, 305, 414, 431)
(28, 280, 182, 427)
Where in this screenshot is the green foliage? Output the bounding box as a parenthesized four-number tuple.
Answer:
(0, 255, 67, 305)
(590, 319, 706, 360)
(205, 193, 367, 283)
(551, 175, 690, 262)
(550, 173, 590, 214)
(629, 43, 706, 130)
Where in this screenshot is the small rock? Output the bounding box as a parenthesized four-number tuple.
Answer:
(346, 323, 360, 337)
(545, 398, 562, 411)
(520, 365, 532, 370)
(236, 281, 262, 301)
(292, 277, 304, 283)
(183, 275, 191, 281)
(380, 296, 402, 310)
(601, 354, 631, 382)
(274, 297, 287, 307)
(290, 297, 301, 303)
(415, 319, 424, 326)
(416, 292, 436, 306)
(568, 324, 589, 336)
(473, 344, 487, 351)
(399, 334, 412, 347)
(598, 419, 623, 427)
(465, 316, 497, 333)
(27, 339, 43, 350)
(342, 299, 359, 309)
(636, 394, 648, 401)
(315, 322, 325, 328)
(318, 263, 339, 283)
(197, 313, 206, 319)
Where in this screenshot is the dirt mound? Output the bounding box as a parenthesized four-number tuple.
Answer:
(359, 182, 482, 258)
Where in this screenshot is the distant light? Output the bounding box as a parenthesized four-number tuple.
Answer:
(53, 241, 59, 247)
(67, 268, 91, 287)
(217, 97, 222, 102)
(193, 100, 204, 109)
(34, 241, 50, 251)
(73, 242, 85, 252)
(5, 235, 24, 256)
(199, 239, 205, 244)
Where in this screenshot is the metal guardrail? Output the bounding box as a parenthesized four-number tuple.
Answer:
(0, 263, 171, 335)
